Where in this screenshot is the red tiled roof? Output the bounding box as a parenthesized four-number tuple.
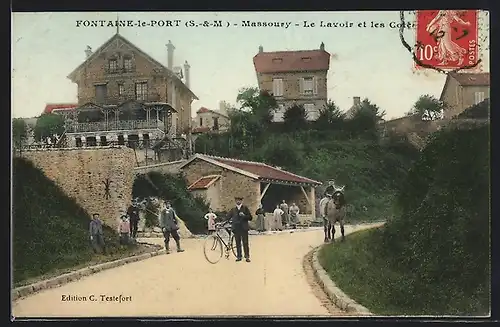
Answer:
(44, 103, 78, 114)
(187, 175, 221, 190)
(253, 49, 330, 73)
(205, 155, 321, 185)
(197, 107, 211, 114)
(450, 72, 490, 86)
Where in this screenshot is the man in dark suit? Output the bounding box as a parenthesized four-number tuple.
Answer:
(228, 196, 253, 262)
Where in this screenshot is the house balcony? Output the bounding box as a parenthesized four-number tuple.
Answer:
(69, 119, 164, 133)
(104, 66, 137, 75)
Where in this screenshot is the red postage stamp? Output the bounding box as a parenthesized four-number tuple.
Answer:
(415, 10, 479, 71)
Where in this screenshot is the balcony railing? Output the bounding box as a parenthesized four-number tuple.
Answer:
(70, 119, 164, 133)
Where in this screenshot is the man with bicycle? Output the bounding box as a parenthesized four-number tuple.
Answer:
(228, 196, 253, 262)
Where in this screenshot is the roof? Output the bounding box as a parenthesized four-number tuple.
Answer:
(450, 72, 490, 86)
(253, 49, 330, 74)
(187, 175, 221, 190)
(440, 72, 490, 101)
(43, 103, 78, 114)
(67, 33, 198, 100)
(180, 154, 322, 185)
(196, 107, 229, 118)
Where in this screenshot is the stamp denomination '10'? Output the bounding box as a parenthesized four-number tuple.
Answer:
(415, 10, 479, 71)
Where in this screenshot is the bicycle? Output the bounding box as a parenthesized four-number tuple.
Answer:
(203, 221, 237, 264)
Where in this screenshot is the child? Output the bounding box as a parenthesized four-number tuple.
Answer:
(204, 208, 217, 235)
(118, 214, 130, 245)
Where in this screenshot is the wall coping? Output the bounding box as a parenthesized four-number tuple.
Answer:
(21, 145, 130, 152)
(133, 159, 187, 171)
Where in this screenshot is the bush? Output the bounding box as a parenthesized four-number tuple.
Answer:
(12, 157, 134, 284)
(132, 172, 209, 234)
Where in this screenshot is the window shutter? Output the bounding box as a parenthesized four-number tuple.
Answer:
(313, 77, 318, 95)
(299, 78, 304, 94)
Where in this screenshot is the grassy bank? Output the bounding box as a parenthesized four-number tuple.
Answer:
(13, 157, 153, 286)
(318, 227, 489, 316)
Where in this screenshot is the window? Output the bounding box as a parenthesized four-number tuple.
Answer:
(474, 91, 485, 105)
(304, 103, 318, 121)
(108, 59, 118, 72)
(124, 58, 133, 71)
(94, 84, 107, 104)
(301, 77, 314, 95)
(118, 83, 125, 96)
(135, 82, 148, 101)
(99, 136, 107, 146)
(213, 117, 219, 131)
(199, 117, 203, 126)
(273, 104, 286, 122)
(273, 78, 284, 97)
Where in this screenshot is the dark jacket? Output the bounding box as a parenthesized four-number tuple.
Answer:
(127, 205, 140, 223)
(228, 205, 253, 232)
(159, 208, 179, 231)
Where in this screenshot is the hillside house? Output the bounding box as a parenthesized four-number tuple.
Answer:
(253, 43, 331, 122)
(440, 72, 490, 119)
(192, 102, 231, 134)
(60, 32, 198, 163)
(180, 154, 322, 224)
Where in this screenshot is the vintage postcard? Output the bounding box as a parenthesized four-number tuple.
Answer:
(11, 11, 490, 319)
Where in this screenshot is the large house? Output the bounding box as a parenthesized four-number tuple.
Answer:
(440, 72, 490, 119)
(180, 154, 321, 225)
(253, 43, 331, 122)
(60, 32, 198, 163)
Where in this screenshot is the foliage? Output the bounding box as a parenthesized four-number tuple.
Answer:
(132, 172, 210, 233)
(345, 98, 385, 139)
(283, 104, 308, 132)
(143, 199, 160, 228)
(236, 87, 277, 126)
(456, 99, 490, 119)
(314, 100, 345, 131)
(319, 227, 489, 315)
(12, 158, 136, 285)
(407, 94, 446, 120)
(33, 113, 65, 141)
(12, 118, 28, 148)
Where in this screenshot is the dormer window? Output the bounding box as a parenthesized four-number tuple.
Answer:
(124, 57, 133, 71)
(272, 58, 283, 64)
(108, 59, 118, 72)
(301, 57, 312, 62)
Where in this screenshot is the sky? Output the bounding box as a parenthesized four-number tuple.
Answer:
(12, 11, 490, 120)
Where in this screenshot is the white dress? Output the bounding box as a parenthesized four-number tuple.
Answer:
(205, 213, 217, 232)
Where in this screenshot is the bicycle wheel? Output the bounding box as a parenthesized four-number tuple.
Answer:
(230, 235, 238, 258)
(203, 235, 223, 264)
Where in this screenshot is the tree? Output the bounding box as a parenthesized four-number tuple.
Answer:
(12, 118, 28, 149)
(236, 87, 278, 125)
(33, 113, 65, 141)
(347, 98, 385, 138)
(314, 100, 345, 130)
(283, 104, 308, 132)
(407, 94, 445, 120)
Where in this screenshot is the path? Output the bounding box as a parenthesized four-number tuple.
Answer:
(12, 223, 379, 317)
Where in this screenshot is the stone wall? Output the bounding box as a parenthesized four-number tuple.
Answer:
(21, 146, 136, 229)
(133, 160, 186, 176)
(181, 159, 260, 215)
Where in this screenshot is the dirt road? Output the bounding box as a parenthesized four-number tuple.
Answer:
(12, 224, 379, 318)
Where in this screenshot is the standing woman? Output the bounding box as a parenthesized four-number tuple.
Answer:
(255, 203, 266, 233)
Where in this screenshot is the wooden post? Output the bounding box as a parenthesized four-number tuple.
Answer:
(259, 183, 271, 201)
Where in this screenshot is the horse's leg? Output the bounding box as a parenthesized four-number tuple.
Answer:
(323, 219, 329, 243)
(340, 219, 345, 241)
(331, 223, 336, 242)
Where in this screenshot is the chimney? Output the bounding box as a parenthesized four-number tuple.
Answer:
(353, 96, 361, 106)
(320, 42, 325, 51)
(166, 40, 175, 70)
(183, 60, 191, 88)
(219, 101, 227, 114)
(258, 45, 263, 53)
(85, 45, 93, 58)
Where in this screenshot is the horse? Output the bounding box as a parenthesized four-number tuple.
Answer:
(322, 190, 347, 242)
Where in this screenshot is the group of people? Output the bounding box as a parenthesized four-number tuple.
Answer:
(262, 200, 300, 232)
(88, 201, 141, 254)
